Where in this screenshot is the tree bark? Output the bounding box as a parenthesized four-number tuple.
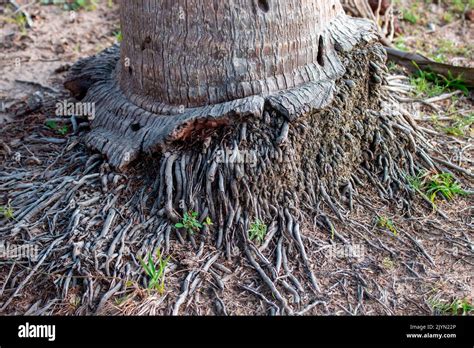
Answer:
(118, 0, 344, 108)
(65, 0, 377, 169)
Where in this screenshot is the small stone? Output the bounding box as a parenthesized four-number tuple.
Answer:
(344, 79, 356, 89)
(54, 45, 66, 54)
(371, 74, 382, 84)
(427, 23, 436, 33)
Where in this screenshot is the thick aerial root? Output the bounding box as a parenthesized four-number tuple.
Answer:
(1, 24, 471, 316)
(0, 88, 471, 314)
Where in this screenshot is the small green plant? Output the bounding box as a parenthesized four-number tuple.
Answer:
(377, 216, 398, 236)
(393, 37, 408, 52)
(425, 173, 466, 203)
(442, 12, 454, 24)
(402, 8, 419, 24)
(410, 64, 469, 97)
(114, 295, 129, 306)
(45, 120, 69, 136)
(407, 171, 466, 206)
(410, 70, 445, 97)
(451, 299, 474, 316)
(0, 204, 14, 220)
(410, 72, 444, 97)
(248, 219, 267, 244)
(69, 294, 81, 307)
(442, 71, 470, 95)
(387, 61, 398, 72)
(443, 114, 474, 137)
(430, 298, 473, 316)
(451, 0, 474, 13)
(13, 13, 27, 34)
(175, 211, 202, 235)
(45, 120, 57, 129)
(114, 30, 123, 43)
(3, 13, 28, 35)
(204, 216, 213, 227)
(138, 249, 170, 294)
(382, 257, 394, 270)
(58, 125, 69, 135)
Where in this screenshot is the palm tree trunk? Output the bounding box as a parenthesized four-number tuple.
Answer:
(118, 0, 345, 108)
(65, 0, 378, 169)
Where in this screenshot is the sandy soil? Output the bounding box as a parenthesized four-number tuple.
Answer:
(395, 0, 474, 67)
(0, 0, 119, 124)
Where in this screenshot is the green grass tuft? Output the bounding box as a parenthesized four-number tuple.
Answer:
(248, 220, 267, 244)
(430, 297, 474, 316)
(0, 204, 14, 220)
(138, 249, 170, 294)
(407, 171, 466, 206)
(425, 173, 466, 202)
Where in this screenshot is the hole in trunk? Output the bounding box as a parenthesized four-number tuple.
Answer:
(141, 36, 152, 50)
(257, 0, 270, 13)
(131, 123, 141, 132)
(317, 36, 325, 67)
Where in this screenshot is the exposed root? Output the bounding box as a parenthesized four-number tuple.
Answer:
(0, 25, 472, 317)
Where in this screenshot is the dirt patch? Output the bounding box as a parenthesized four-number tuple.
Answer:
(0, 1, 119, 124)
(394, 0, 473, 67)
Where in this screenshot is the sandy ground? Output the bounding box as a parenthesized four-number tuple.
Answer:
(0, 1, 472, 316)
(0, 0, 119, 124)
(395, 0, 474, 68)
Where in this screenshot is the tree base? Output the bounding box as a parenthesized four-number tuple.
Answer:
(65, 15, 378, 170)
(59, 19, 426, 314)
(49, 16, 437, 314)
